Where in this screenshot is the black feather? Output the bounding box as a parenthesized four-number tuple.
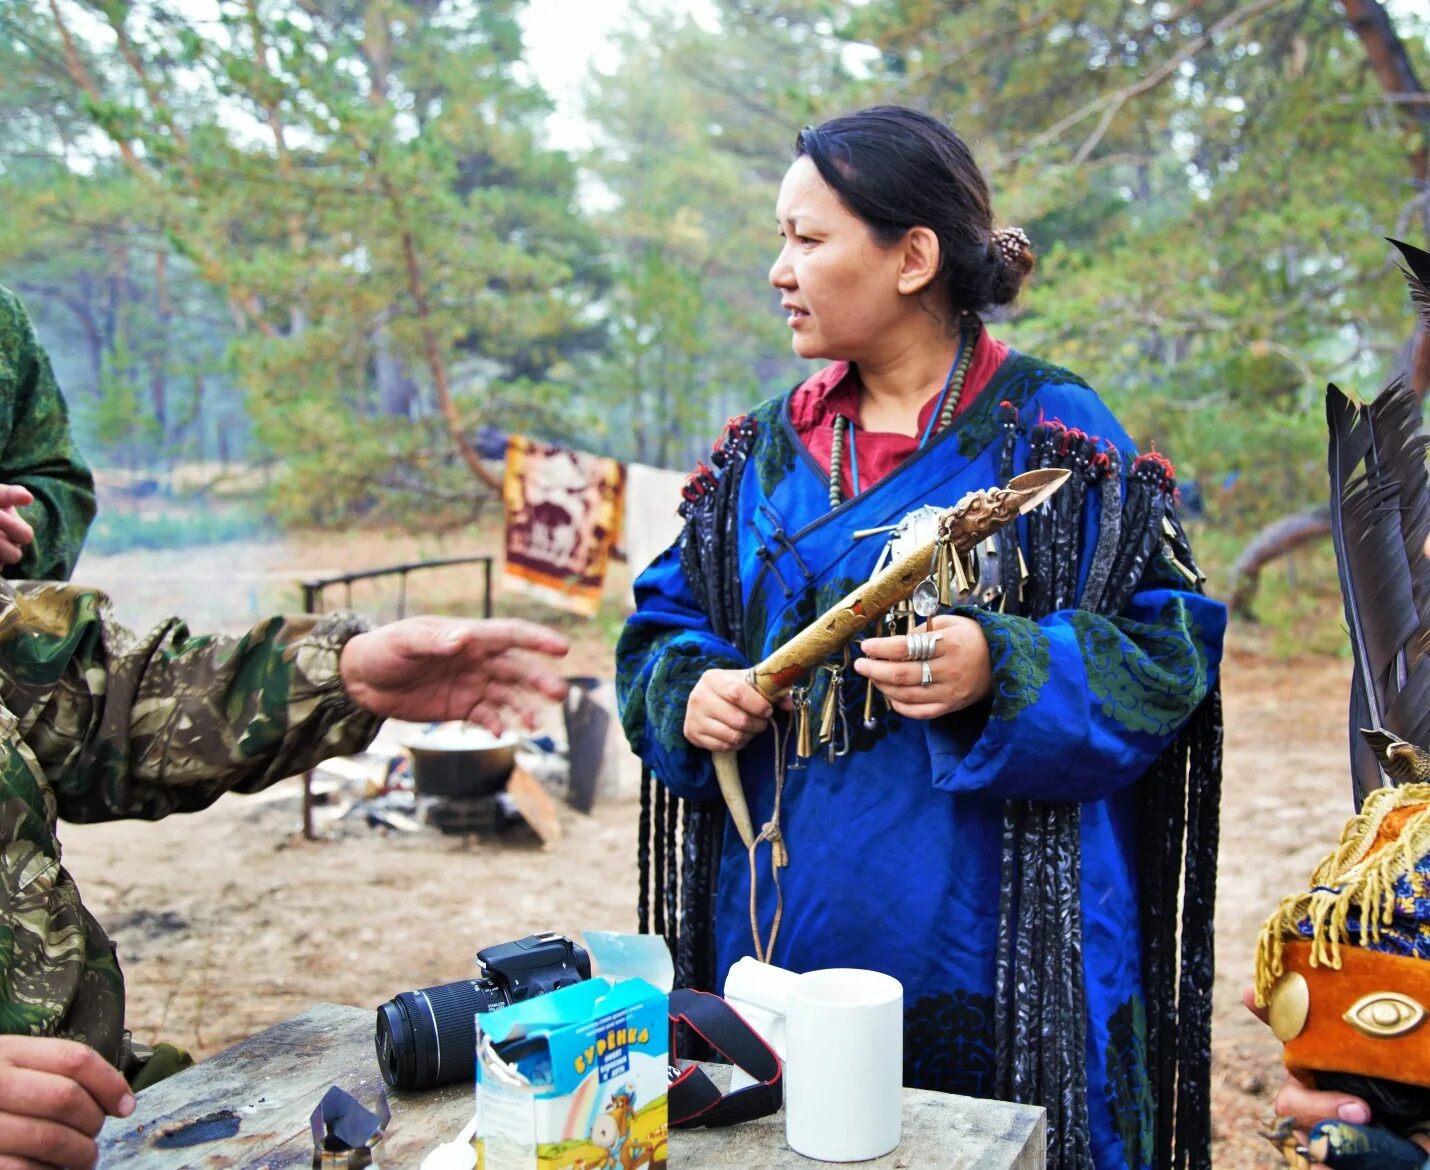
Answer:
(1328, 378, 1430, 805)
(1388, 238, 1430, 331)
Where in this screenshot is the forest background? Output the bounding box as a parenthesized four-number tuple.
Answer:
(2, 0, 1429, 634)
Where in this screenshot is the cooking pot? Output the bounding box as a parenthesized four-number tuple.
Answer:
(403, 726, 519, 799)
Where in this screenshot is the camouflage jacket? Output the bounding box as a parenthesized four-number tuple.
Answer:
(0, 582, 381, 1063)
(0, 286, 97, 581)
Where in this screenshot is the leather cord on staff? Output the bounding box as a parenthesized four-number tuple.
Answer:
(747, 712, 792, 963)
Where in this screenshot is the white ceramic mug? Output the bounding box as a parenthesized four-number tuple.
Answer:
(784, 967, 903, 1162)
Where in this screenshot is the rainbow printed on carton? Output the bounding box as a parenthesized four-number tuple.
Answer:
(476, 977, 668, 1170)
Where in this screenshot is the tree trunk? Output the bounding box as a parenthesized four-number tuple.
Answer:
(1340, 0, 1430, 212)
(374, 324, 419, 417)
(362, 2, 495, 492)
(151, 250, 171, 461)
(1226, 507, 1331, 620)
(192, 373, 206, 465)
(381, 179, 500, 491)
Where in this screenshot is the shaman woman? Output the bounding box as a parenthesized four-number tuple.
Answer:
(617, 106, 1226, 1170)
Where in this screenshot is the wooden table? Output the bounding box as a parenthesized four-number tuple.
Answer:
(99, 1003, 1045, 1168)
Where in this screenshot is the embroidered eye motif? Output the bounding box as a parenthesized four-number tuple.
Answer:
(1343, 992, 1426, 1039)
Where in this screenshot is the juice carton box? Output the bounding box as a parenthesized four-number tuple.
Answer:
(475, 976, 668, 1170)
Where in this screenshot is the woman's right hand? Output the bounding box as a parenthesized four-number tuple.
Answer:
(684, 668, 774, 752)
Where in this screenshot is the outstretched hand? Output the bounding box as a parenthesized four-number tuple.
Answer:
(0, 485, 35, 568)
(339, 616, 570, 733)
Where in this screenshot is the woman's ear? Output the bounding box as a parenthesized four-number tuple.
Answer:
(896, 226, 941, 296)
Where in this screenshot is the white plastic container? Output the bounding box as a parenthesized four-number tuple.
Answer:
(723, 956, 799, 1091)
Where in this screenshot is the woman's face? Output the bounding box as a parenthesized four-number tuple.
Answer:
(769, 155, 912, 362)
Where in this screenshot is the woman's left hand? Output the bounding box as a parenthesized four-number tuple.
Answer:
(853, 613, 992, 720)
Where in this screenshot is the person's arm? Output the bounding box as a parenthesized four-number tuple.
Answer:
(22, 591, 381, 823)
(920, 551, 1225, 802)
(5, 586, 568, 823)
(616, 544, 752, 802)
(0, 290, 96, 582)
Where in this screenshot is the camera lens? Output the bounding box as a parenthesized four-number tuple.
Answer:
(375, 979, 508, 1091)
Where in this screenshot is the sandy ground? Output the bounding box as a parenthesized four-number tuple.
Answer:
(58, 532, 1352, 1169)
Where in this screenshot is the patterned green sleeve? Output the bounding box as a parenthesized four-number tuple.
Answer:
(0, 287, 96, 582)
(927, 563, 1224, 802)
(1, 583, 382, 823)
(616, 546, 749, 804)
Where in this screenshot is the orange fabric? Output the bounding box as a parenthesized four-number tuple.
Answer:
(1367, 803, 1430, 858)
(1280, 942, 1430, 1089)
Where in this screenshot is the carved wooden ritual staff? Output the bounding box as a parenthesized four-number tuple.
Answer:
(712, 467, 1071, 858)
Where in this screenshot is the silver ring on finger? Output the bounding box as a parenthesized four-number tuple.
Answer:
(904, 632, 918, 661)
(920, 660, 934, 687)
(908, 632, 941, 662)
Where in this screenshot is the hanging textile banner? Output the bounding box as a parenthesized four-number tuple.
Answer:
(624, 463, 687, 592)
(502, 435, 626, 617)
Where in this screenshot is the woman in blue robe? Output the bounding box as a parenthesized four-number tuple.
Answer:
(616, 107, 1226, 1170)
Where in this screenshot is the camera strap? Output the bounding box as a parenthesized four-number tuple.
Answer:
(667, 988, 782, 1128)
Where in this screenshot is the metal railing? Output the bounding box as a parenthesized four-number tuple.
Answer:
(298, 554, 495, 839)
(301, 554, 494, 622)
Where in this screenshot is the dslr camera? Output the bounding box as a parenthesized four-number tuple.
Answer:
(376, 932, 591, 1090)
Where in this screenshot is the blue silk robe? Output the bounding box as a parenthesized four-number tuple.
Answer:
(616, 352, 1226, 1169)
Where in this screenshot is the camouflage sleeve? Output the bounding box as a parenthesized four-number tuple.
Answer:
(0, 287, 97, 582)
(2, 583, 382, 823)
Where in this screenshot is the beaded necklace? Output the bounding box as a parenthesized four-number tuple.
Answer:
(827, 318, 980, 508)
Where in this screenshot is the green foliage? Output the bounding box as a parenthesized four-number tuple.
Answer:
(829, 0, 1427, 528)
(569, 0, 1430, 520)
(84, 502, 266, 554)
(2, 0, 604, 523)
(0, 12, 258, 471)
(575, 2, 857, 464)
(1, 0, 1426, 622)
(1191, 521, 1349, 657)
(88, 339, 163, 466)
(261, 411, 487, 529)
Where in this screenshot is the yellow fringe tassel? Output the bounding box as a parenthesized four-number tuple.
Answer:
(1252, 783, 1430, 1007)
